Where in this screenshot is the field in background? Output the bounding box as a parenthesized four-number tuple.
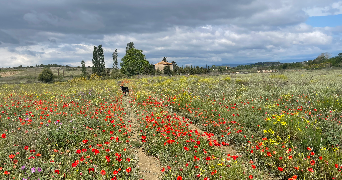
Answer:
(0, 67, 91, 84)
(0, 69, 341, 179)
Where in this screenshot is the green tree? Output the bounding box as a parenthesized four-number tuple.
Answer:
(126, 42, 135, 53)
(171, 61, 178, 75)
(112, 49, 118, 70)
(163, 65, 172, 76)
(120, 44, 150, 76)
(92, 45, 106, 76)
(38, 67, 54, 83)
(81, 60, 88, 77)
(144, 63, 156, 75)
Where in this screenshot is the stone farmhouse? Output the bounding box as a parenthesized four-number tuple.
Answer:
(154, 61, 174, 72)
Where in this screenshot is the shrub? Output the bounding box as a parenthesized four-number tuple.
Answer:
(38, 68, 54, 83)
(111, 69, 126, 79)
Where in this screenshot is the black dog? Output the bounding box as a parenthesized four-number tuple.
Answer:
(120, 86, 129, 95)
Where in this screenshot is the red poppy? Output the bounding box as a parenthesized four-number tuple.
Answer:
(55, 169, 60, 174)
(76, 149, 81, 154)
(83, 139, 88, 144)
(249, 175, 253, 179)
(101, 170, 106, 175)
(1, 134, 6, 138)
(177, 176, 182, 180)
(278, 167, 284, 171)
(184, 146, 189, 151)
(126, 167, 131, 173)
(92, 149, 100, 155)
(9, 154, 15, 159)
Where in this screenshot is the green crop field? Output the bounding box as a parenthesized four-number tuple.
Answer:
(0, 69, 341, 179)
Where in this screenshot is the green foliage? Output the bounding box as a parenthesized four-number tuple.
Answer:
(126, 42, 135, 53)
(269, 74, 287, 80)
(223, 76, 231, 82)
(120, 43, 150, 76)
(110, 69, 126, 79)
(92, 45, 106, 76)
(81, 60, 88, 78)
(38, 68, 54, 83)
(163, 65, 172, 76)
(235, 78, 248, 85)
(112, 48, 118, 70)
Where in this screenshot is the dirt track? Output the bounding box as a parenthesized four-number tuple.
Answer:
(125, 97, 162, 180)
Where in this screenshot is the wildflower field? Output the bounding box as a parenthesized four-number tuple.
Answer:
(0, 70, 341, 179)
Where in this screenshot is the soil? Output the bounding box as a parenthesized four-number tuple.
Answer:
(125, 97, 162, 180)
(0, 71, 21, 77)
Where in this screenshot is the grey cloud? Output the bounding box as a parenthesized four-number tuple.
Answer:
(0, 0, 341, 68)
(25, 41, 37, 45)
(0, 30, 20, 44)
(22, 50, 45, 57)
(48, 39, 57, 44)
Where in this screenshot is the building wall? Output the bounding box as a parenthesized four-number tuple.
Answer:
(155, 64, 173, 71)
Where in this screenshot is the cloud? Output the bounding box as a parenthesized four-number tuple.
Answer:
(303, 1, 342, 16)
(23, 10, 105, 31)
(0, 30, 20, 44)
(0, 0, 341, 68)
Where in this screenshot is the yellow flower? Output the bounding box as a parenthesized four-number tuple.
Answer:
(268, 129, 275, 135)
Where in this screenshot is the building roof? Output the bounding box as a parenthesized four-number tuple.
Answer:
(155, 61, 173, 65)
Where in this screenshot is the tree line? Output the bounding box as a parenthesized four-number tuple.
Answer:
(235, 52, 342, 70)
(36, 42, 342, 83)
(87, 42, 214, 78)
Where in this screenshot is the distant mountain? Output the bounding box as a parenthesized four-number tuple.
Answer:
(211, 63, 252, 67)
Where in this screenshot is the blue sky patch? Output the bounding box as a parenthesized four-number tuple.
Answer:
(306, 14, 342, 27)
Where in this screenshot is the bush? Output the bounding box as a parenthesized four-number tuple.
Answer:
(111, 70, 126, 79)
(163, 65, 172, 76)
(38, 68, 54, 83)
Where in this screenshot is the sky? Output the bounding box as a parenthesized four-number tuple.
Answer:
(0, 0, 342, 68)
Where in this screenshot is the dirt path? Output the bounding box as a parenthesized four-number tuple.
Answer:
(0, 71, 21, 77)
(125, 97, 162, 180)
